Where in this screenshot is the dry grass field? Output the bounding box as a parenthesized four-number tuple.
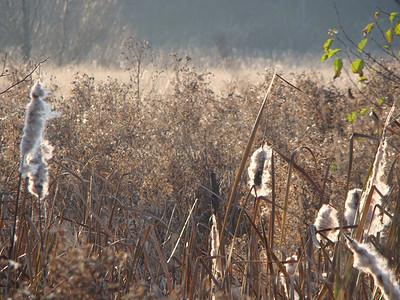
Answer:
(1, 51, 400, 299)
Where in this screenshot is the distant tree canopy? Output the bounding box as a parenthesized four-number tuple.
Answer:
(0, 0, 399, 65)
(0, 0, 129, 65)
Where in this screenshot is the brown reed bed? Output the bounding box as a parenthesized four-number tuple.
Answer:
(1, 55, 400, 299)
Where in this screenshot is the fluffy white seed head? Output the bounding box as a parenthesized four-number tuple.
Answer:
(345, 188, 362, 225)
(359, 106, 394, 235)
(248, 146, 272, 197)
(210, 214, 219, 258)
(286, 254, 298, 276)
(20, 82, 47, 177)
(347, 238, 400, 299)
(210, 214, 221, 275)
(20, 82, 59, 199)
(314, 204, 339, 242)
(27, 146, 49, 199)
(281, 254, 299, 299)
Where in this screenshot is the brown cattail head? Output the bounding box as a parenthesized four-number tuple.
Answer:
(248, 146, 272, 197)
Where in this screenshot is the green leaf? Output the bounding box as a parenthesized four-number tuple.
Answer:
(347, 111, 357, 124)
(360, 108, 368, 115)
(384, 45, 390, 50)
(363, 23, 374, 35)
(396, 21, 400, 36)
(390, 12, 398, 24)
(358, 76, 368, 82)
(321, 53, 329, 63)
(333, 58, 343, 79)
(351, 59, 365, 76)
(386, 29, 394, 43)
(328, 48, 342, 58)
(358, 39, 368, 52)
(324, 39, 334, 52)
(331, 164, 338, 170)
(378, 97, 387, 105)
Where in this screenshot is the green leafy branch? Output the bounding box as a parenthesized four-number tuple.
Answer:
(322, 10, 400, 85)
(322, 9, 400, 125)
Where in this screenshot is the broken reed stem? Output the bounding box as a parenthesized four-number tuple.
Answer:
(219, 73, 276, 254)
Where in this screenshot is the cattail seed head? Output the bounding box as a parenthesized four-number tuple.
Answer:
(344, 188, 362, 225)
(314, 204, 339, 242)
(20, 82, 47, 177)
(347, 237, 400, 299)
(210, 214, 221, 275)
(248, 146, 272, 197)
(286, 254, 298, 276)
(27, 142, 53, 199)
(20, 82, 59, 199)
(359, 106, 393, 235)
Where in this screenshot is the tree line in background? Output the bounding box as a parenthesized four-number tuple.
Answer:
(0, 0, 129, 65)
(0, 0, 400, 66)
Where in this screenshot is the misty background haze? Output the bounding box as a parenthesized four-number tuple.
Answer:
(0, 0, 399, 66)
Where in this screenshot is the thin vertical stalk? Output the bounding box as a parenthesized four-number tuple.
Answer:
(280, 150, 296, 248)
(9, 173, 22, 260)
(269, 152, 276, 247)
(219, 73, 276, 251)
(5, 173, 22, 298)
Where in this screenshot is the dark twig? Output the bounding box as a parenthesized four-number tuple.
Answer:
(0, 56, 49, 95)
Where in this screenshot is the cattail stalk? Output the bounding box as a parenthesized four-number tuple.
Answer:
(358, 105, 394, 235)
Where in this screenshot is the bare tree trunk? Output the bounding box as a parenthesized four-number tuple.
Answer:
(22, 0, 31, 58)
(58, 0, 70, 66)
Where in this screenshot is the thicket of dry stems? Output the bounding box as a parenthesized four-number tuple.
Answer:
(1, 54, 400, 299)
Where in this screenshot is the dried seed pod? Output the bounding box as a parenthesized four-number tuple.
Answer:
(248, 146, 272, 197)
(344, 188, 362, 225)
(314, 204, 339, 242)
(347, 237, 400, 299)
(20, 82, 60, 199)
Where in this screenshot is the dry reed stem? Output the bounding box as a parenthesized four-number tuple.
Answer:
(219, 73, 276, 250)
(167, 198, 198, 264)
(150, 225, 172, 293)
(280, 145, 321, 248)
(281, 150, 296, 249)
(344, 104, 395, 297)
(268, 152, 276, 257)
